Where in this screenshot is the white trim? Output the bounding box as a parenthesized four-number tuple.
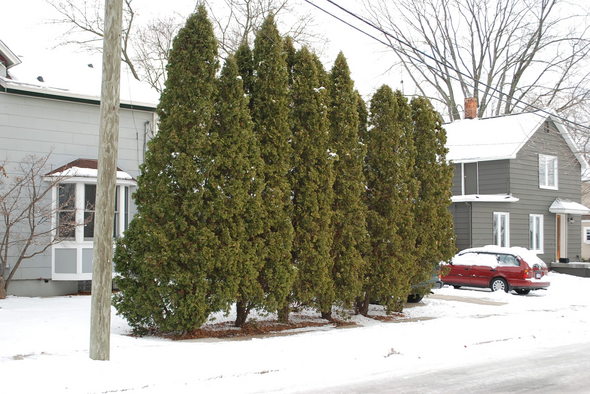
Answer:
(539, 154, 558, 190)
(583, 227, 590, 244)
(452, 194, 519, 203)
(460, 162, 465, 195)
(529, 214, 544, 254)
(493, 212, 510, 247)
(51, 182, 131, 281)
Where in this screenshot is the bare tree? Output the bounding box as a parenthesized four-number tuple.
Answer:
(48, 0, 141, 81)
(47, 0, 324, 93)
(204, 0, 323, 56)
(0, 155, 76, 299)
(363, 0, 590, 121)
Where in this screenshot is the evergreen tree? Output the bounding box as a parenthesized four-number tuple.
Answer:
(251, 15, 295, 322)
(235, 42, 255, 96)
(361, 86, 418, 315)
(283, 37, 297, 87)
(327, 53, 367, 311)
(113, 7, 224, 334)
(209, 55, 265, 327)
(411, 97, 455, 289)
(290, 47, 335, 319)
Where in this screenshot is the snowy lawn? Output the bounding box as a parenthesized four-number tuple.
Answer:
(1, 272, 589, 393)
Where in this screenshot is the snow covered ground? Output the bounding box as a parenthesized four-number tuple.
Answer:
(1, 272, 589, 393)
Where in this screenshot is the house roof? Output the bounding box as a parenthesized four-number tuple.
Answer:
(0, 39, 21, 68)
(444, 110, 588, 174)
(549, 198, 590, 215)
(45, 158, 134, 181)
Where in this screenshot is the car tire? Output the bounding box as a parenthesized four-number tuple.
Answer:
(515, 289, 531, 295)
(407, 294, 424, 303)
(490, 278, 509, 293)
(453, 285, 461, 289)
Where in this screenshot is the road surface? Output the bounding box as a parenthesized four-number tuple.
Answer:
(310, 342, 590, 393)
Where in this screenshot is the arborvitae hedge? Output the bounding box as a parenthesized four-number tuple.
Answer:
(290, 47, 335, 318)
(362, 86, 418, 314)
(210, 55, 265, 327)
(328, 53, 368, 310)
(411, 97, 456, 288)
(113, 6, 225, 334)
(251, 15, 296, 322)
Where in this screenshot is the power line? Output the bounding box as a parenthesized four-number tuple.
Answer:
(303, 0, 590, 132)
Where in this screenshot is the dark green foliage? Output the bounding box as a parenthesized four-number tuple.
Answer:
(251, 15, 295, 320)
(327, 53, 367, 309)
(290, 47, 335, 317)
(210, 55, 265, 327)
(283, 37, 297, 87)
(235, 42, 255, 96)
(362, 86, 419, 314)
(113, 7, 227, 334)
(411, 97, 456, 289)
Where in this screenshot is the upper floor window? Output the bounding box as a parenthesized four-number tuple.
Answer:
(539, 154, 558, 190)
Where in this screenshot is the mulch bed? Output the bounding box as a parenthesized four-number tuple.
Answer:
(173, 318, 357, 340)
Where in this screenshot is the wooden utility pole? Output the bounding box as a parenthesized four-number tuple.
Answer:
(90, 0, 123, 361)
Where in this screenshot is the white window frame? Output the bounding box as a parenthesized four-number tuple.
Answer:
(49, 178, 135, 280)
(583, 226, 590, 244)
(529, 214, 544, 253)
(539, 154, 558, 190)
(493, 212, 510, 247)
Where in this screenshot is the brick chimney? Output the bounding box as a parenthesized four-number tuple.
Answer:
(464, 97, 478, 119)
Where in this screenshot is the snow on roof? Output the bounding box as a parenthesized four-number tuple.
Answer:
(45, 158, 134, 181)
(444, 111, 546, 163)
(549, 198, 590, 215)
(451, 194, 519, 203)
(444, 110, 589, 176)
(0, 39, 21, 68)
(0, 42, 158, 108)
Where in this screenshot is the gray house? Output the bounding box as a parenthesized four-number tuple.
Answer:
(1, 41, 157, 296)
(445, 106, 589, 264)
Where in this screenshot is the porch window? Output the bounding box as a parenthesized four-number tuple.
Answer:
(539, 154, 558, 190)
(584, 227, 590, 244)
(493, 212, 510, 247)
(529, 214, 544, 253)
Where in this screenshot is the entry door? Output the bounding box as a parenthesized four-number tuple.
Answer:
(556, 214, 568, 260)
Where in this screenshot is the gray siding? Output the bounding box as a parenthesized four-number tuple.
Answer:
(478, 160, 509, 194)
(466, 121, 583, 263)
(510, 121, 582, 262)
(450, 203, 471, 250)
(0, 91, 154, 292)
(464, 163, 478, 194)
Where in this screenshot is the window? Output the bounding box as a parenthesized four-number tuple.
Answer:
(539, 154, 558, 189)
(57, 183, 76, 238)
(493, 212, 510, 247)
(529, 214, 544, 253)
(497, 254, 520, 266)
(584, 227, 590, 244)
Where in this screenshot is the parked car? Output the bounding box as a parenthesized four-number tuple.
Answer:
(441, 246, 550, 294)
(407, 270, 444, 303)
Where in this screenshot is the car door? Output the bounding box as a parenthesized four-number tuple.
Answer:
(469, 252, 499, 287)
(446, 252, 478, 285)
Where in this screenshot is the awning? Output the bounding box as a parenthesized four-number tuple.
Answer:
(451, 194, 519, 203)
(549, 199, 590, 215)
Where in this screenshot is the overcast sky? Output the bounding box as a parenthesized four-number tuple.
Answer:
(0, 0, 400, 103)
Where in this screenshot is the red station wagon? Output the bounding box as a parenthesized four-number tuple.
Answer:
(442, 246, 550, 294)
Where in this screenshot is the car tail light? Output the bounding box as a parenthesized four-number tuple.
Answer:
(522, 269, 530, 279)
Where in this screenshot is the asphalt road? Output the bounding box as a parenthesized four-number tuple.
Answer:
(310, 342, 590, 394)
